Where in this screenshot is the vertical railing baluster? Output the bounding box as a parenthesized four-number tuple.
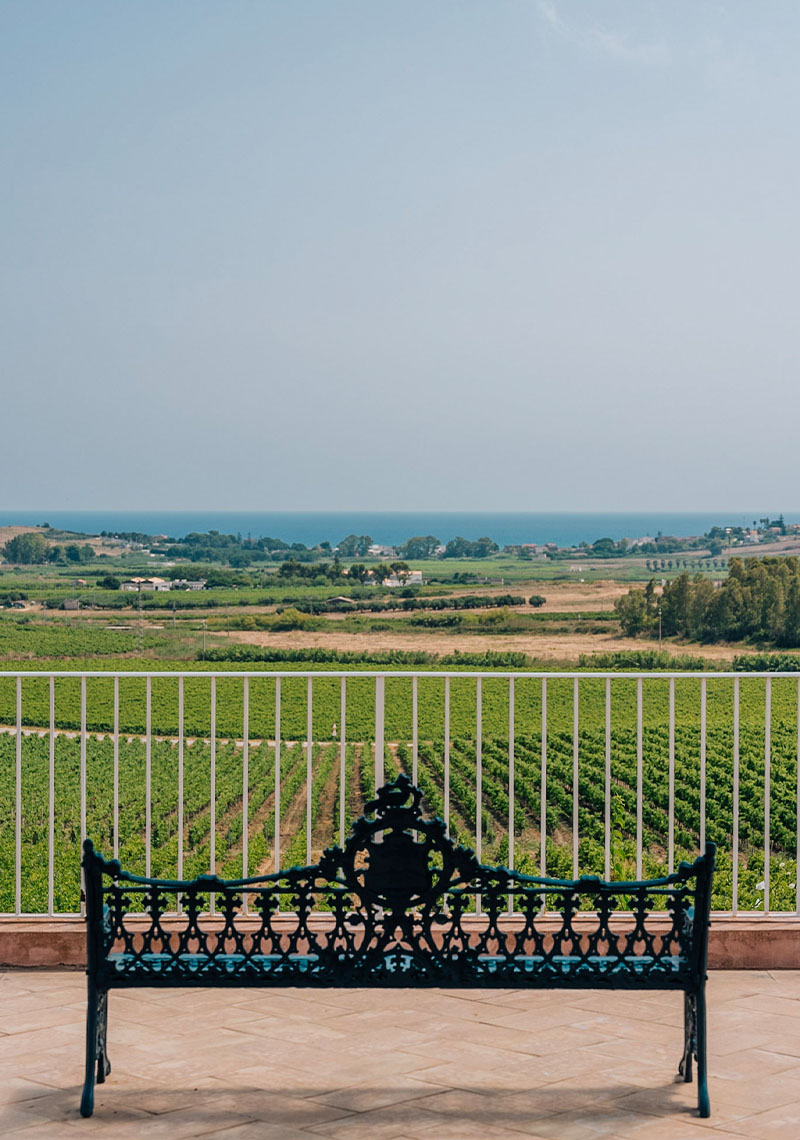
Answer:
(668, 677, 675, 875)
(508, 676, 515, 916)
(476, 677, 482, 863)
(444, 676, 450, 837)
(572, 677, 579, 878)
(48, 676, 55, 916)
(412, 675, 418, 786)
(374, 675, 385, 790)
(476, 678, 482, 915)
(210, 676, 216, 913)
(274, 678, 281, 873)
(306, 676, 313, 864)
(797, 678, 800, 917)
(242, 677, 249, 897)
(339, 677, 346, 847)
(604, 676, 611, 881)
(764, 676, 771, 915)
(700, 677, 707, 851)
(636, 676, 643, 880)
(540, 677, 547, 879)
(15, 676, 22, 916)
(113, 676, 119, 861)
(178, 677, 184, 904)
(733, 676, 740, 913)
(145, 676, 151, 878)
(81, 673, 87, 865)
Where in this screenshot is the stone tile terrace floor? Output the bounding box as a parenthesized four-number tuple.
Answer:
(3, 970, 800, 1139)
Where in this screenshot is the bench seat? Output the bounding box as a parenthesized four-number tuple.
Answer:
(105, 949, 689, 981)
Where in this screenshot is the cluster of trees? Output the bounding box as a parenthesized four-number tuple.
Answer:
(277, 559, 410, 584)
(1, 533, 95, 565)
(615, 557, 800, 646)
(335, 534, 373, 558)
(283, 593, 526, 616)
(398, 535, 440, 559)
(442, 536, 499, 559)
(157, 531, 303, 567)
(644, 558, 726, 571)
(165, 565, 250, 587)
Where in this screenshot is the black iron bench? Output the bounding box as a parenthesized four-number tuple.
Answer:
(81, 774, 715, 1118)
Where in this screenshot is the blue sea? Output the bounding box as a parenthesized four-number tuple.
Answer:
(0, 511, 793, 548)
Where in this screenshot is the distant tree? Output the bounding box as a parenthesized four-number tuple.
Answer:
(399, 535, 440, 559)
(337, 534, 372, 558)
(443, 535, 498, 559)
(529, 595, 545, 608)
(1, 532, 50, 564)
(348, 563, 369, 583)
(473, 536, 499, 558)
(98, 575, 120, 590)
(614, 589, 650, 636)
(443, 536, 471, 559)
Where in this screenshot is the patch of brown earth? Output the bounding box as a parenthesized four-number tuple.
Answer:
(224, 627, 754, 663)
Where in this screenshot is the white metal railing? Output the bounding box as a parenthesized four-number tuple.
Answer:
(1, 670, 798, 917)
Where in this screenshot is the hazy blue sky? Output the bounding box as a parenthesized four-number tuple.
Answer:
(2, 2, 798, 511)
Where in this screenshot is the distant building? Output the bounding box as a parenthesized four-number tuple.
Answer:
(520, 544, 548, 560)
(120, 577, 170, 593)
(383, 570, 424, 587)
(62, 599, 80, 610)
(171, 579, 207, 591)
(368, 544, 398, 558)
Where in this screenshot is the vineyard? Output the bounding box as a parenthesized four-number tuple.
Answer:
(3, 669, 800, 739)
(1, 672, 798, 913)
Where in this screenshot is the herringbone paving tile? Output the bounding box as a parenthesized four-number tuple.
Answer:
(1, 969, 799, 1138)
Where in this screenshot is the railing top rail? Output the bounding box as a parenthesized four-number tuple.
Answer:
(1, 670, 798, 680)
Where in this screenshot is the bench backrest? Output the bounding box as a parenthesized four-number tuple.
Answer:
(84, 774, 715, 987)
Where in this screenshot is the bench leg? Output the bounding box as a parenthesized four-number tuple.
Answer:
(96, 990, 111, 1084)
(696, 987, 710, 1118)
(679, 992, 695, 1083)
(80, 980, 109, 1117)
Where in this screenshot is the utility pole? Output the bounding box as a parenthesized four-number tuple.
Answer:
(202, 619, 206, 660)
(658, 605, 662, 650)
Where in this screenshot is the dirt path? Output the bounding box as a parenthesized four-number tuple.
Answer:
(439, 579, 634, 612)
(224, 627, 755, 663)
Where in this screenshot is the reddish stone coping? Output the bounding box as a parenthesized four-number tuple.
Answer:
(1, 914, 797, 970)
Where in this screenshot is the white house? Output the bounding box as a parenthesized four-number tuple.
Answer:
(120, 577, 170, 593)
(382, 570, 423, 587)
